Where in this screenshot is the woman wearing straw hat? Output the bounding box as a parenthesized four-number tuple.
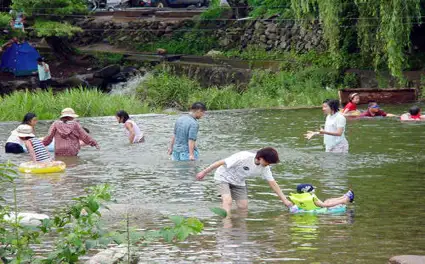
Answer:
(42, 108, 99, 156)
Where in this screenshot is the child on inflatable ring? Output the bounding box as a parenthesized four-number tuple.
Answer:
(289, 184, 354, 212)
(17, 124, 52, 163)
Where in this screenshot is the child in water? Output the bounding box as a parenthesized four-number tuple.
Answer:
(16, 124, 51, 163)
(400, 105, 425, 121)
(289, 184, 354, 212)
(116, 110, 144, 144)
(342, 93, 360, 116)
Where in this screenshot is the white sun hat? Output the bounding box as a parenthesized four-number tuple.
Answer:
(60, 108, 79, 118)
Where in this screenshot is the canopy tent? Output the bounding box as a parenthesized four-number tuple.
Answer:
(0, 42, 40, 76)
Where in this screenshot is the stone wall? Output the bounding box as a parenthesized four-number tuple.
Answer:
(72, 17, 325, 53)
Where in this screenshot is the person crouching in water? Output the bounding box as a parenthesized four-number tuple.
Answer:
(116, 110, 145, 144)
(42, 108, 99, 156)
(196, 147, 296, 215)
(289, 184, 354, 212)
(17, 125, 51, 163)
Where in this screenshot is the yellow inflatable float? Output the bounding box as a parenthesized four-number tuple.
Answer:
(18, 161, 66, 174)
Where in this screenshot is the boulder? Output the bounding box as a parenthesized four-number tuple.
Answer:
(94, 65, 121, 79)
(0, 80, 32, 94)
(57, 75, 89, 88)
(3, 212, 49, 226)
(388, 255, 425, 264)
(87, 245, 138, 264)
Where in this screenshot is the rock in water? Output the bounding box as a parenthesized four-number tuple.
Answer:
(3, 212, 49, 226)
(388, 255, 425, 264)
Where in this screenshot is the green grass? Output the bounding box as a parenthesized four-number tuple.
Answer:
(0, 88, 151, 121)
(136, 30, 219, 56)
(138, 69, 339, 110)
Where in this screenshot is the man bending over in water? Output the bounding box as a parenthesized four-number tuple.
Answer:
(196, 147, 297, 215)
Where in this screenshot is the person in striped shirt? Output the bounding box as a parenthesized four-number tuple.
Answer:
(17, 125, 51, 163)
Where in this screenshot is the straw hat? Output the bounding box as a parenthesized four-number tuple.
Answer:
(16, 124, 35, 137)
(60, 108, 79, 118)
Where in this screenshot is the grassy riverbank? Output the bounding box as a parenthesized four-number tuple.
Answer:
(138, 69, 339, 110)
(0, 89, 150, 121)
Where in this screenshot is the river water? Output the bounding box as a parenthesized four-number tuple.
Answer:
(1, 105, 424, 263)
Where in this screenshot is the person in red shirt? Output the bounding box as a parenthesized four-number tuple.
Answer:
(359, 100, 397, 118)
(342, 93, 360, 116)
(400, 105, 425, 121)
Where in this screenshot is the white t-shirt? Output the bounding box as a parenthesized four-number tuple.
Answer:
(214, 151, 274, 186)
(37, 63, 51, 81)
(6, 130, 23, 145)
(324, 112, 346, 150)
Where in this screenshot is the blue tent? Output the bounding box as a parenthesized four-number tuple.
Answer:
(0, 42, 40, 76)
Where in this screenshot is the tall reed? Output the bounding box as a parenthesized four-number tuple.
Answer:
(0, 88, 150, 121)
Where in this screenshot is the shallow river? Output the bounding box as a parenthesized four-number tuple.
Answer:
(1, 105, 425, 263)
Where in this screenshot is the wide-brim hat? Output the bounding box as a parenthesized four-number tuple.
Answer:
(16, 124, 35, 137)
(60, 108, 79, 118)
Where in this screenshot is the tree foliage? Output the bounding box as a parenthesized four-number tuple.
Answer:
(290, 0, 422, 80)
(11, 0, 87, 38)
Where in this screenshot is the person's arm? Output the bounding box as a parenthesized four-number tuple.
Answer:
(188, 122, 199, 161)
(196, 160, 225, 180)
(77, 124, 99, 149)
(168, 135, 175, 155)
(43, 63, 50, 73)
(188, 140, 196, 161)
(319, 127, 344, 136)
(386, 113, 398, 117)
(25, 141, 37, 162)
(267, 180, 293, 208)
(125, 122, 135, 144)
(42, 124, 56, 146)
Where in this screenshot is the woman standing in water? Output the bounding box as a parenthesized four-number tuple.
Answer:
(305, 99, 349, 153)
(43, 108, 99, 156)
(116, 110, 145, 144)
(5, 112, 38, 154)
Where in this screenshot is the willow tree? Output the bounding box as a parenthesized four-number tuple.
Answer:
(290, 0, 421, 80)
(12, 0, 86, 61)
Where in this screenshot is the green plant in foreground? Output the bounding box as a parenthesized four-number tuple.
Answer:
(0, 163, 205, 263)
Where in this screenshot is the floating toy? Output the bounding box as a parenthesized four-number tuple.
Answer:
(291, 205, 346, 214)
(18, 161, 66, 174)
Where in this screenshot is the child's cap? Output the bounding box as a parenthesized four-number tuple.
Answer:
(297, 184, 315, 193)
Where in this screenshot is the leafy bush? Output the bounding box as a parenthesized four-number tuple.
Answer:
(0, 162, 204, 263)
(138, 68, 339, 110)
(0, 12, 11, 28)
(136, 30, 219, 55)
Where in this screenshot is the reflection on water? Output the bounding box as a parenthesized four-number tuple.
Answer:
(1, 105, 425, 263)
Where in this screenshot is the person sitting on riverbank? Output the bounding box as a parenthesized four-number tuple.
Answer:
(168, 102, 207, 161)
(342, 93, 361, 116)
(359, 100, 397, 118)
(17, 125, 51, 163)
(305, 99, 349, 153)
(196, 147, 296, 215)
(400, 105, 425, 121)
(289, 184, 354, 212)
(42, 108, 99, 156)
(116, 110, 144, 144)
